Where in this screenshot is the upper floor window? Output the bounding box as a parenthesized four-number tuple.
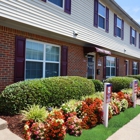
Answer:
(114, 14, 124, 40)
(48, 0, 63, 8)
(94, 0, 109, 32)
(98, 3, 105, 29)
(117, 17, 122, 37)
(130, 27, 136, 46)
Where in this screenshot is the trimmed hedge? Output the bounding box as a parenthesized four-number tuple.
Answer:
(127, 75, 140, 81)
(91, 79, 103, 92)
(105, 76, 140, 92)
(0, 76, 95, 115)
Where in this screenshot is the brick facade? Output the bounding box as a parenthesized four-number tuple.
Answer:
(0, 26, 139, 92)
(0, 26, 87, 92)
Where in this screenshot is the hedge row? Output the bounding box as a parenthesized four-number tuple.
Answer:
(105, 76, 140, 92)
(127, 75, 140, 81)
(0, 76, 95, 115)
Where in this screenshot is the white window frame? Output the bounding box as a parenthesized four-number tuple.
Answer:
(132, 28, 136, 45)
(117, 16, 122, 38)
(106, 56, 116, 78)
(25, 39, 61, 80)
(133, 62, 138, 75)
(98, 2, 106, 30)
(47, 0, 64, 9)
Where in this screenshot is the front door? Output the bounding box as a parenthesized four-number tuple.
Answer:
(87, 55, 95, 79)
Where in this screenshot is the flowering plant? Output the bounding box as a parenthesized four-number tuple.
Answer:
(121, 99, 128, 111)
(66, 113, 82, 136)
(24, 120, 46, 140)
(45, 109, 66, 140)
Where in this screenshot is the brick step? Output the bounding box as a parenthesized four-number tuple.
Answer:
(0, 118, 7, 130)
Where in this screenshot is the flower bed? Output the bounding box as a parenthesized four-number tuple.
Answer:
(23, 91, 133, 140)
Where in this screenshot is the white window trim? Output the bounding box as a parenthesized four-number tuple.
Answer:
(106, 56, 116, 78)
(116, 16, 122, 38)
(25, 39, 61, 80)
(98, 2, 106, 30)
(47, 0, 64, 10)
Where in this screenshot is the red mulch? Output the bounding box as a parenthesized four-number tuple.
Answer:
(0, 114, 24, 139)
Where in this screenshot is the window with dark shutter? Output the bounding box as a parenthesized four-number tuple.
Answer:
(116, 58, 119, 76)
(121, 20, 124, 40)
(94, 0, 98, 27)
(41, 0, 46, 2)
(61, 46, 68, 76)
(114, 14, 117, 36)
(14, 36, 26, 82)
(64, 0, 71, 14)
(106, 7, 109, 32)
(103, 56, 106, 79)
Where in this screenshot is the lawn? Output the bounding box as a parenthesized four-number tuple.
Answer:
(65, 105, 140, 140)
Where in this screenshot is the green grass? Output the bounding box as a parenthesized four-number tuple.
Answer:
(65, 105, 140, 140)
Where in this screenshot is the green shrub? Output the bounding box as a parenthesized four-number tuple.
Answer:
(105, 76, 140, 92)
(21, 104, 48, 122)
(127, 75, 140, 81)
(0, 76, 95, 115)
(91, 79, 103, 92)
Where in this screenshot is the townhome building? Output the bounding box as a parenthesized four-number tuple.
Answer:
(0, 0, 140, 92)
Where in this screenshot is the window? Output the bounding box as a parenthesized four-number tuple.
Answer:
(133, 62, 138, 75)
(94, 0, 109, 32)
(106, 56, 116, 78)
(98, 3, 106, 29)
(48, 0, 64, 8)
(25, 40, 60, 79)
(132, 29, 135, 45)
(114, 14, 124, 39)
(130, 27, 136, 46)
(117, 17, 122, 37)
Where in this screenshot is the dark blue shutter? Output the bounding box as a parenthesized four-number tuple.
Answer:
(103, 56, 106, 79)
(121, 20, 124, 40)
(116, 58, 119, 76)
(114, 14, 117, 36)
(64, 0, 71, 14)
(61, 46, 68, 76)
(135, 30, 137, 46)
(138, 62, 140, 74)
(41, 0, 46, 2)
(139, 34, 140, 49)
(106, 7, 109, 33)
(94, 0, 98, 27)
(130, 27, 132, 44)
(14, 36, 25, 82)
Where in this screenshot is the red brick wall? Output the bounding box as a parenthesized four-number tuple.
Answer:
(0, 26, 87, 92)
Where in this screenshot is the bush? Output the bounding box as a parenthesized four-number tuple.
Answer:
(21, 104, 48, 122)
(105, 76, 140, 92)
(0, 76, 95, 115)
(91, 79, 103, 92)
(127, 75, 140, 81)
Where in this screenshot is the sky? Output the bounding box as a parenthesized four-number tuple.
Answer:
(115, 0, 140, 24)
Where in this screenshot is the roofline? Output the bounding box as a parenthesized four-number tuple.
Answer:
(110, 0, 140, 29)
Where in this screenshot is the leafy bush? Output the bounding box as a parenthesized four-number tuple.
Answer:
(91, 79, 103, 92)
(0, 76, 95, 115)
(105, 76, 140, 92)
(21, 104, 48, 122)
(127, 75, 140, 81)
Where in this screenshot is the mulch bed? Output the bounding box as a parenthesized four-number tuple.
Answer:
(0, 114, 24, 139)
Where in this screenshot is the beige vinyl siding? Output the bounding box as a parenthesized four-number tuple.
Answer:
(1, 0, 140, 58)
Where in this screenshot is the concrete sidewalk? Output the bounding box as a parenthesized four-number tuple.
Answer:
(107, 99, 140, 140)
(0, 118, 23, 140)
